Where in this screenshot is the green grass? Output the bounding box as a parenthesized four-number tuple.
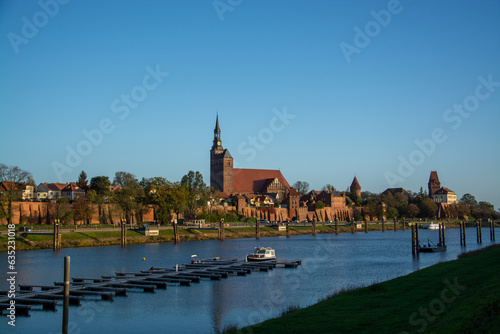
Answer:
(230, 245, 500, 334)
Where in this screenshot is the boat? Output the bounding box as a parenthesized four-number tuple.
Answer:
(418, 239, 446, 252)
(421, 222, 440, 230)
(246, 247, 276, 261)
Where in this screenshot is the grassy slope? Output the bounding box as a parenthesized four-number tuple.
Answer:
(235, 245, 500, 334)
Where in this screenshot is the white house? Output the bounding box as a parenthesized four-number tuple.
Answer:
(61, 183, 85, 201)
(433, 187, 458, 204)
(36, 183, 68, 200)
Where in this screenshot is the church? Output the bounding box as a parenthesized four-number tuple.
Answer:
(210, 114, 291, 202)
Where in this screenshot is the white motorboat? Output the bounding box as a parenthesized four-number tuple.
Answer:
(421, 222, 440, 230)
(246, 247, 276, 261)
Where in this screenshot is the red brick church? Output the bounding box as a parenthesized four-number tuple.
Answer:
(210, 114, 291, 201)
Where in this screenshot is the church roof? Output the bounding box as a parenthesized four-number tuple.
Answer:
(214, 113, 220, 134)
(233, 168, 291, 194)
(221, 149, 232, 159)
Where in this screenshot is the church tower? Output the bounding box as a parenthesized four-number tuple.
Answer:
(210, 114, 234, 194)
(428, 171, 441, 198)
(350, 176, 361, 198)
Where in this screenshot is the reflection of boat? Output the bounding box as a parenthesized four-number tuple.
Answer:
(421, 222, 440, 230)
(246, 247, 276, 261)
(419, 239, 446, 252)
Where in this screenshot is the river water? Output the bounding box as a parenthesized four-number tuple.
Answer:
(1, 227, 497, 333)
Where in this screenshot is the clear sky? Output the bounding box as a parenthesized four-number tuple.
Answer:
(1, 0, 499, 209)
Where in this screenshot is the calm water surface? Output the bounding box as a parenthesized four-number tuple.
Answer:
(1, 227, 497, 333)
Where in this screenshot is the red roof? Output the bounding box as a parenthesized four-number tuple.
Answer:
(233, 168, 291, 194)
(429, 171, 440, 183)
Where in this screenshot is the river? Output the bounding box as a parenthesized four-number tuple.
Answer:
(1, 227, 497, 333)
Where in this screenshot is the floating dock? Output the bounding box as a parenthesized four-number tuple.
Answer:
(0, 258, 301, 317)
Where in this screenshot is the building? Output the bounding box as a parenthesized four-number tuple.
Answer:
(210, 114, 291, 200)
(350, 176, 361, 198)
(433, 187, 458, 204)
(0, 181, 36, 200)
(61, 183, 86, 201)
(381, 187, 409, 199)
(36, 183, 68, 201)
(428, 171, 441, 198)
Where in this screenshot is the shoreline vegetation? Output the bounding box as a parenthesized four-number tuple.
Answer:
(226, 244, 500, 334)
(0, 220, 484, 252)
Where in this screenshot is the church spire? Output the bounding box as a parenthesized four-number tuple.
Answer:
(212, 112, 222, 152)
(214, 112, 220, 135)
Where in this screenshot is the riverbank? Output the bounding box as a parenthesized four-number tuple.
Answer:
(229, 244, 500, 334)
(0, 222, 463, 252)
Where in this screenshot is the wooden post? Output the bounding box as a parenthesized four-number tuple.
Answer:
(476, 220, 482, 243)
(219, 218, 224, 241)
(62, 256, 70, 334)
(441, 222, 446, 246)
(256, 219, 260, 239)
(286, 221, 290, 238)
(415, 223, 420, 254)
(53, 219, 60, 251)
(438, 222, 442, 246)
(460, 221, 464, 246)
(335, 219, 338, 235)
(402, 218, 406, 231)
(312, 220, 316, 236)
(173, 221, 180, 243)
(382, 220, 385, 232)
(411, 224, 415, 255)
(394, 218, 397, 232)
(121, 218, 127, 247)
(491, 221, 495, 241)
(364, 220, 368, 233)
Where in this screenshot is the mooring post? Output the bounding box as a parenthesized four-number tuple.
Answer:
(415, 223, 420, 254)
(312, 220, 317, 236)
(476, 220, 482, 243)
(53, 219, 60, 251)
(364, 220, 368, 233)
(286, 221, 290, 238)
(442, 222, 446, 246)
(121, 218, 127, 247)
(438, 222, 442, 245)
(173, 221, 180, 243)
(463, 221, 467, 246)
(256, 219, 260, 240)
(335, 219, 338, 235)
(394, 218, 397, 232)
(402, 218, 406, 231)
(490, 221, 495, 241)
(351, 219, 355, 234)
(62, 256, 70, 334)
(219, 218, 224, 241)
(411, 224, 415, 255)
(382, 219, 385, 232)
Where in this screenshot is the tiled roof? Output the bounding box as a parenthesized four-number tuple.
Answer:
(233, 168, 290, 194)
(350, 176, 361, 189)
(429, 171, 440, 183)
(435, 187, 455, 195)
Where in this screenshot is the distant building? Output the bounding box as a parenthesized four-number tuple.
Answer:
(433, 187, 458, 204)
(381, 187, 409, 199)
(350, 176, 361, 198)
(61, 183, 86, 201)
(36, 183, 68, 200)
(428, 171, 441, 198)
(209, 114, 291, 200)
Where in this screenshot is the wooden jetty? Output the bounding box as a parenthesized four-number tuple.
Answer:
(0, 257, 301, 317)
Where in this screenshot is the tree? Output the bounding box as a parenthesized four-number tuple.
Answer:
(113, 172, 144, 222)
(460, 193, 477, 209)
(180, 171, 208, 219)
(89, 176, 111, 223)
(0, 164, 34, 223)
(72, 196, 92, 224)
(473, 201, 497, 219)
(315, 200, 325, 209)
(77, 171, 89, 191)
(292, 181, 309, 195)
(386, 206, 398, 220)
(406, 203, 420, 218)
(48, 197, 73, 225)
(141, 177, 176, 224)
(419, 197, 437, 218)
(322, 184, 336, 192)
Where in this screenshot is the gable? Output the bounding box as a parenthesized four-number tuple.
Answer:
(233, 169, 290, 194)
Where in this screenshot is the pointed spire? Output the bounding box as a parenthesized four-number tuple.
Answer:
(214, 111, 220, 134)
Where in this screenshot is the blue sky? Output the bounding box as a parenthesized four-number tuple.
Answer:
(1, 0, 499, 209)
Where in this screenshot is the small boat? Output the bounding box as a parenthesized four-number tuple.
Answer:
(418, 239, 446, 252)
(421, 222, 440, 230)
(246, 247, 276, 261)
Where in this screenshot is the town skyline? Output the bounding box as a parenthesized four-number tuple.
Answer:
(1, 1, 499, 209)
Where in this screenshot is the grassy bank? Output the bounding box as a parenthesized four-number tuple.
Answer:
(229, 245, 500, 334)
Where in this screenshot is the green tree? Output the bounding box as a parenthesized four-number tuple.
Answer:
(322, 184, 336, 192)
(0, 164, 34, 224)
(72, 196, 92, 224)
(419, 197, 437, 218)
(473, 201, 497, 219)
(141, 177, 176, 224)
(77, 171, 89, 191)
(406, 203, 420, 218)
(113, 171, 144, 222)
(89, 176, 111, 223)
(181, 171, 208, 219)
(315, 200, 325, 209)
(386, 206, 398, 220)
